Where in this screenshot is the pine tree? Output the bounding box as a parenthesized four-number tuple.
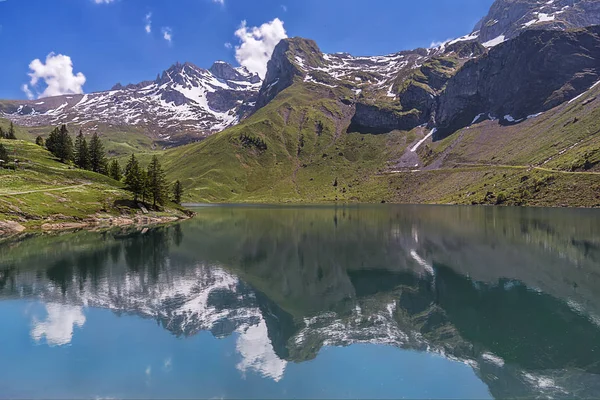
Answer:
(0, 143, 8, 168)
(0, 127, 5, 139)
(108, 159, 122, 181)
(140, 169, 150, 204)
(147, 155, 168, 207)
(74, 130, 90, 170)
(89, 132, 107, 174)
(46, 127, 60, 155)
(124, 154, 144, 202)
(172, 180, 183, 204)
(35, 136, 45, 146)
(7, 122, 16, 140)
(56, 124, 74, 163)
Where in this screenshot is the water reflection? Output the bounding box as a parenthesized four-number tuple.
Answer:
(1, 205, 600, 398)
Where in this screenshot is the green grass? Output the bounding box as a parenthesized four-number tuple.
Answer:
(163, 83, 415, 203)
(160, 76, 600, 208)
(0, 139, 186, 228)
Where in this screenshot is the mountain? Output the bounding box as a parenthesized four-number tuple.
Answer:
(473, 0, 600, 45)
(0, 61, 261, 146)
(163, 23, 600, 205)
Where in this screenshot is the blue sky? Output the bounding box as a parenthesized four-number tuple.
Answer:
(0, 0, 495, 100)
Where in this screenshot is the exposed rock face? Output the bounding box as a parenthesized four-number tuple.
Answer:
(437, 26, 600, 135)
(256, 38, 323, 109)
(348, 104, 421, 134)
(1, 61, 261, 145)
(475, 0, 600, 45)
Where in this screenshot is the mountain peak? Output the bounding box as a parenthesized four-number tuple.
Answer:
(209, 61, 260, 83)
(475, 0, 600, 44)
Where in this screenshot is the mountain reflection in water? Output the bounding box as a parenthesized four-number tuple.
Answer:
(1, 205, 599, 399)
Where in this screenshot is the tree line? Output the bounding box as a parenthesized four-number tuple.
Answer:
(0, 122, 18, 168)
(37, 124, 183, 208)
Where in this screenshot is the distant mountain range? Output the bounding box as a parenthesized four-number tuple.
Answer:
(2, 0, 600, 146)
(0, 61, 261, 145)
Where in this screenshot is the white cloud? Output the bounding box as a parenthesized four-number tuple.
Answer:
(224, 42, 232, 49)
(94, 0, 115, 3)
(234, 18, 287, 79)
(23, 53, 86, 99)
(31, 303, 86, 347)
(21, 84, 34, 100)
(162, 27, 173, 44)
(236, 320, 287, 382)
(281, 5, 287, 12)
(213, 0, 224, 4)
(145, 12, 152, 34)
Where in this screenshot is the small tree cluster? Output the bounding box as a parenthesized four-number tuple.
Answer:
(124, 154, 176, 208)
(0, 122, 17, 140)
(74, 130, 107, 173)
(172, 180, 183, 205)
(35, 136, 45, 146)
(239, 134, 267, 151)
(46, 125, 74, 163)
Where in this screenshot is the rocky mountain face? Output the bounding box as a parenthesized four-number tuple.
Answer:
(474, 0, 600, 45)
(0, 61, 261, 145)
(436, 26, 600, 135)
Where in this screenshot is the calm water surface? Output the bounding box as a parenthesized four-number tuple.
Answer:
(1, 205, 600, 399)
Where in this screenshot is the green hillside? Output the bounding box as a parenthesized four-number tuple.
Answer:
(163, 79, 600, 207)
(0, 139, 188, 232)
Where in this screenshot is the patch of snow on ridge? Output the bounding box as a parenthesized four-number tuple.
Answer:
(482, 35, 506, 48)
(471, 113, 485, 124)
(410, 128, 436, 152)
(482, 352, 505, 367)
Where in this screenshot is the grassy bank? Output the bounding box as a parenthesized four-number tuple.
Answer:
(0, 139, 190, 234)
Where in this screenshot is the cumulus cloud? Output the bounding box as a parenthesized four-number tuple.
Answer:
(22, 53, 86, 99)
(31, 303, 86, 347)
(234, 18, 287, 79)
(236, 320, 287, 382)
(145, 12, 152, 33)
(162, 27, 173, 44)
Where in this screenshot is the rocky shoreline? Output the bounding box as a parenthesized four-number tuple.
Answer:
(0, 212, 194, 236)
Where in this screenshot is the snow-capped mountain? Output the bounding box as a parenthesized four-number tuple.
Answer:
(473, 0, 600, 46)
(0, 61, 261, 144)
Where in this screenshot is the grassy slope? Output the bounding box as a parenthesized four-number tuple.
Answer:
(163, 83, 414, 203)
(163, 78, 600, 207)
(0, 139, 185, 228)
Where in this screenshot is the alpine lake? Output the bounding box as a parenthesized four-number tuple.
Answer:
(1, 204, 599, 399)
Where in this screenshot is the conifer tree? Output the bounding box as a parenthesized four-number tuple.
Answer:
(74, 130, 90, 170)
(89, 132, 107, 174)
(0, 127, 5, 139)
(56, 124, 74, 163)
(0, 143, 8, 168)
(172, 180, 183, 205)
(7, 122, 16, 140)
(108, 159, 122, 181)
(140, 169, 150, 204)
(147, 155, 168, 207)
(125, 154, 144, 201)
(46, 127, 60, 155)
(35, 136, 45, 146)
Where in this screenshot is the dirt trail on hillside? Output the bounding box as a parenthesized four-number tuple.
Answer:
(0, 183, 91, 196)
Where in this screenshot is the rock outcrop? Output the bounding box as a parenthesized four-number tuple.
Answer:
(437, 26, 600, 136)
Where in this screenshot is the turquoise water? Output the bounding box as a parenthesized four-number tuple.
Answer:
(1, 205, 599, 399)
